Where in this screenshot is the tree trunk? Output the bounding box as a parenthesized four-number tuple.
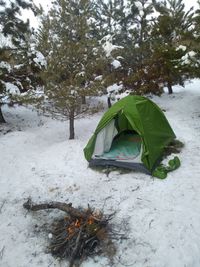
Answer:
(167, 82, 173, 94)
(69, 108, 75, 140)
(107, 97, 112, 108)
(81, 96, 86, 105)
(0, 106, 6, 123)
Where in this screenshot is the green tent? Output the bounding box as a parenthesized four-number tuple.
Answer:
(84, 95, 179, 177)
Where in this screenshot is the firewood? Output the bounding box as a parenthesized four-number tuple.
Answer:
(23, 198, 88, 219)
(69, 225, 83, 267)
(23, 198, 117, 266)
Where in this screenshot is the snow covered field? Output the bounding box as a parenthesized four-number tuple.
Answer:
(0, 79, 200, 267)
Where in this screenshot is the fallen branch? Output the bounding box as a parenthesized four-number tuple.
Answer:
(23, 198, 88, 219)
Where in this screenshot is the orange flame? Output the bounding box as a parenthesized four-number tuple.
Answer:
(88, 217, 94, 225)
(67, 226, 74, 235)
(75, 219, 81, 227)
(66, 216, 96, 240)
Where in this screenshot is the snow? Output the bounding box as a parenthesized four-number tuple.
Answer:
(48, 233, 53, 239)
(181, 51, 196, 64)
(139, 10, 144, 17)
(101, 35, 123, 57)
(87, 17, 96, 25)
(33, 51, 47, 67)
(134, 1, 143, 11)
(1, 79, 200, 266)
(4, 82, 20, 95)
(0, 61, 11, 72)
(115, 90, 130, 100)
(94, 75, 103, 81)
(176, 45, 187, 51)
(188, 51, 196, 57)
(77, 71, 85, 77)
(107, 83, 123, 94)
(111, 59, 121, 69)
(15, 64, 25, 70)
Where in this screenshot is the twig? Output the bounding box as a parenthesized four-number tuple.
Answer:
(149, 219, 154, 229)
(48, 262, 53, 267)
(106, 211, 117, 221)
(0, 246, 5, 260)
(102, 196, 112, 210)
(131, 186, 140, 192)
(51, 239, 68, 250)
(117, 255, 136, 267)
(0, 200, 6, 214)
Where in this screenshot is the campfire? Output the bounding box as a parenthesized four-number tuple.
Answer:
(23, 198, 116, 267)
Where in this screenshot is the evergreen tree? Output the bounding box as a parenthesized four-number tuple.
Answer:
(128, 0, 154, 47)
(39, 0, 106, 139)
(150, 0, 195, 94)
(0, 0, 40, 122)
(91, 1, 129, 103)
(36, 12, 52, 58)
(122, 0, 155, 94)
(192, 0, 200, 77)
(93, 0, 156, 97)
(94, 0, 129, 45)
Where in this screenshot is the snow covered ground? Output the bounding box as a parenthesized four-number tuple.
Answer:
(0, 79, 200, 267)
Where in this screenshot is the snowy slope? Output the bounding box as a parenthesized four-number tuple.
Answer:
(0, 80, 200, 267)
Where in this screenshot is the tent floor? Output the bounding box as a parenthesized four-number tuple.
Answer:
(99, 131, 141, 161)
(89, 159, 151, 175)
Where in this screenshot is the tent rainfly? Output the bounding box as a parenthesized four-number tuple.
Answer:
(84, 95, 180, 178)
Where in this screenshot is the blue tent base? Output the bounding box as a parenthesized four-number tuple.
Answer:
(89, 159, 151, 175)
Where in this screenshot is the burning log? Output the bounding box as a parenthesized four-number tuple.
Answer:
(23, 198, 116, 267)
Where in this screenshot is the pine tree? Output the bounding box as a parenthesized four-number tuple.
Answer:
(121, 0, 155, 94)
(94, 0, 130, 45)
(128, 0, 154, 46)
(39, 0, 106, 139)
(151, 0, 195, 94)
(36, 12, 52, 58)
(0, 0, 40, 123)
(192, 0, 200, 77)
(91, 1, 129, 102)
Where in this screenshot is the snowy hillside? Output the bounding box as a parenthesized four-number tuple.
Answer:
(0, 79, 200, 267)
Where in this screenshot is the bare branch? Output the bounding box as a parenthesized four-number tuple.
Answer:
(23, 198, 88, 219)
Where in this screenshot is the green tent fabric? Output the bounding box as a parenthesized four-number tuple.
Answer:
(84, 95, 178, 176)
